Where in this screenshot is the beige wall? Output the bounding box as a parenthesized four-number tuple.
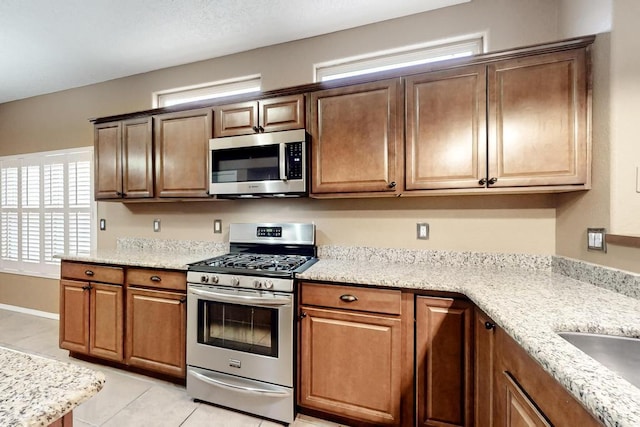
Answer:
(0, 0, 562, 314)
(556, 1, 640, 274)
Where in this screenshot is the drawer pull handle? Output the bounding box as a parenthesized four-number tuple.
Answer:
(84, 270, 94, 277)
(150, 275, 162, 282)
(340, 294, 358, 303)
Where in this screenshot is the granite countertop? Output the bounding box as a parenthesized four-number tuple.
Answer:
(0, 346, 105, 426)
(297, 252, 640, 427)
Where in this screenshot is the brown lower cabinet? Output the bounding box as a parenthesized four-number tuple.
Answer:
(59, 261, 187, 380)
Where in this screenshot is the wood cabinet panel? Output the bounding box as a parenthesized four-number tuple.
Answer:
(300, 282, 401, 315)
(94, 122, 121, 199)
(126, 268, 186, 291)
(126, 287, 186, 378)
(405, 65, 487, 190)
(501, 372, 551, 427)
(416, 296, 473, 427)
(260, 95, 304, 132)
(299, 306, 402, 425)
(214, 101, 258, 137)
(487, 49, 589, 187)
(61, 262, 124, 284)
(154, 109, 212, 197)
(89, 282, 124, 362)
(59, 279, 90, 354)
(309, 79, 402, 195)
(122, 117, 153, 198)
(474, 309, 495, 427)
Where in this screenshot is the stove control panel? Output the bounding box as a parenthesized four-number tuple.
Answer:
(187, 271, 294, 292)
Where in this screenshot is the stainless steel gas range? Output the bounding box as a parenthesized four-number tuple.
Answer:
(186, 223, 317, 424)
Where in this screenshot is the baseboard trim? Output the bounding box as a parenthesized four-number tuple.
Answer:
(0, 303, 59, 320)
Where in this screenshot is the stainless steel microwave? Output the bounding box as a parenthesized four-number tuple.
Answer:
(208, 129, 307, 198)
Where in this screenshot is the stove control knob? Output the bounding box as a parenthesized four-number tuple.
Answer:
(253, 280, 262, 289)
(263, 280, 274, 289)
(200, 275, 209, 284)
(211, 275, 219, 284)
(230, 277, 240, 287)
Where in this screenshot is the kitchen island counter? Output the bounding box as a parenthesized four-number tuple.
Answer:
(0, 346, 105, 426)
(297, 251, 640, 427)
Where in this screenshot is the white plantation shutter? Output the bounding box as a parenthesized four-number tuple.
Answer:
(0, 147, 94, 278)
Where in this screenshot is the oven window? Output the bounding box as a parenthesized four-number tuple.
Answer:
(197, 300, 278, 357)
(211, 145, 279, 183)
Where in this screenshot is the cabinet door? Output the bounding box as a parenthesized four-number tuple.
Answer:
(89, 282, 124, 362)
(405, 65, 487, 190)
(309, 79, 402, 194)
(154, 109, 212, 197)
(259, 95, 305, 132)
(487, 49, 589, 187)
(59, 279, 90, 354)
(474, 309, 496, 427)
(299, 306, 402, 425)
(126, 287, 186, 378)
(500, 372, 551, 427)
(122, 117, 153, 198)
(213, 101, 258, 137)
(416, 297, 473, 427)
(94, 122, 122, 199)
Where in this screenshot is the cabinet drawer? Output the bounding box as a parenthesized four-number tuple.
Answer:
(126, 268, 186, 291)
(300, 282, 401, 315)
(61, 262, 124, 284)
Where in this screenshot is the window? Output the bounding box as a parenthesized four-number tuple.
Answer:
(0, 147, 94, 278)
(154, 75, 262, 108)
(315, 36, 484, 82)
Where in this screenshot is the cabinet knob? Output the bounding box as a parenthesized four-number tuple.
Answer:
(179, 297, 186, 304)
(488, 177, 498, 185)
(388, 181, 396, 189)
(300, 312, 307, 319)
(82, 285, 92, 291)
(340, 294, 358, 303)
(84, 270, 94, 277)
(478, 178, 487, 186)
(258, 126, 265, 132)
(252, 126, 260, 133)
(484, 321, 495, 330)
(150, 275, 161, 282)
(116, 191, 123, 197)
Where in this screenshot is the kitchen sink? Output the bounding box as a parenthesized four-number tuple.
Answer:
(558, 332, 640, 389)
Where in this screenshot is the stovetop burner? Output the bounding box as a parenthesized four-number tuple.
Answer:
(200, 253, 313, 273)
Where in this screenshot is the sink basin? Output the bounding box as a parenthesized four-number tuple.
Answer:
(558, 332, 640, 389)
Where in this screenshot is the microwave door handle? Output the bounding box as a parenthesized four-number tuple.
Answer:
(279, 143, 288, 181)
(189, 287, 292, 307)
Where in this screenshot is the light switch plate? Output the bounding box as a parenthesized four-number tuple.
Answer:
(636, 167, 640, 193)
(587, 227, 606, 251)
(153, 219, 161, 232)
(214, 219, 222, 234)
(417, 223, 429, 240)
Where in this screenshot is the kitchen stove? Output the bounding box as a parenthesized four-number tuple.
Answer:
(186, 222, 316, 425)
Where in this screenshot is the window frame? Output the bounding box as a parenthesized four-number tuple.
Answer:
(153, 75, 262, 108)
(0, 147, 95, 279)
(315, 35, 485, 82)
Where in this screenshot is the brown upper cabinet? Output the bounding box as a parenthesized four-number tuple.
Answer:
(309, 79, 403, 196)
(95, 117, 153, 199)
(405, 47, 590, 193)
(154, 108, 212, 198)
(213, 94, 304, 137)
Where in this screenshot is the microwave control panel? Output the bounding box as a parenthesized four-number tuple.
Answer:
(285, 142, 304, 180)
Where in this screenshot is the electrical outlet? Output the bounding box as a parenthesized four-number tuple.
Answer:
(587, 227, 606, 251)
(153, 219, 161, 232)
(99, 219, 106, 231)
(214, 219, 222, 234)
(417, 223, 429, 240)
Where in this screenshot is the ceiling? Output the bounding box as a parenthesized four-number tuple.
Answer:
(0, 0, 469, 104)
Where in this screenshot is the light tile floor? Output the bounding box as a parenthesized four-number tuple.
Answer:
(0, 308, 347, 427)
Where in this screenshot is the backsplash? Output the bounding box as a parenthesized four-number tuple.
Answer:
(553, 256, 640, 300)
(116, 237, 228, 255)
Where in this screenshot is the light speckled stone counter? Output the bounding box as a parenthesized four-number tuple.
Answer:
(299, 249, 640, 427)
(0, 346, 104, 426)
(58, 238, 228, 270)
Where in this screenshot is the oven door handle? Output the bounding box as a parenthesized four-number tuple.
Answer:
(188, 369, 291, 397)
(189, 288, 292, 307)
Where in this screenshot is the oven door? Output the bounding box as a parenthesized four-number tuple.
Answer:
(186, 283, 294, 387)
